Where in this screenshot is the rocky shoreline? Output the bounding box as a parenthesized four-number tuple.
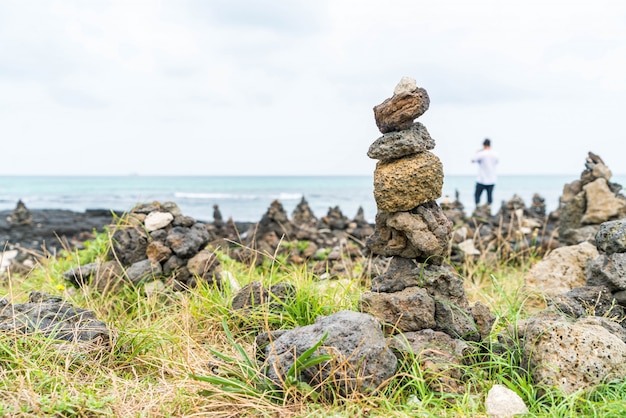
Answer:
(3, 78, 626, 407)
(1, 150, 624, 272)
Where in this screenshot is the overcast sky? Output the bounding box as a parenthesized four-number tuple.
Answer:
(2, 0, 625, 176)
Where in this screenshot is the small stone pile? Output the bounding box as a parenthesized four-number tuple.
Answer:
(64, 202, 221, 292)
(7, 200, 32, 226)
(558, 152, 626, 245)
(0, 291, 109, 344)
(231, 198, 374, 278)
(358, 77, 494, 393)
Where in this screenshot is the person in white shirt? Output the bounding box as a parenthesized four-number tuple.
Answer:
(471, 138, 499, 206)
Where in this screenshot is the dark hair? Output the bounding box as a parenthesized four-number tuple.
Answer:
(483, 138, 491, 146)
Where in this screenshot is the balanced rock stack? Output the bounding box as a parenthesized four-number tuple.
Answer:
(359, 78, 494, 392)
(365, 77, 449, 263)
(558, 152, 626, 245)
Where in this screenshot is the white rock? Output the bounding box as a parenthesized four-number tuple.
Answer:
(458, 239, 480, 255)
(393, 76, 417, 95)
(144, 211, 174, 232)
(0, 249, 18, 272)
(143, 279, 165, 297)
(486, 384, 528, 418)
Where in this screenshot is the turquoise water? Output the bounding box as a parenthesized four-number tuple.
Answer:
(0, 175, 624, 222)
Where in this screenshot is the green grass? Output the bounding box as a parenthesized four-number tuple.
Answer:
(0, 227, 624, 417)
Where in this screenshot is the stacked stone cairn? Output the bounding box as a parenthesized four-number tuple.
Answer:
(358, 77, 495, 394)
(64, 201, 222, 293)
(558, 152, 626, 245)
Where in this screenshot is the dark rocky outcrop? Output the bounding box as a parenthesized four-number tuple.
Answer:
(0, 292, 110, 344)
(257, 310, 397, 396)
(558, 152, 626, 245)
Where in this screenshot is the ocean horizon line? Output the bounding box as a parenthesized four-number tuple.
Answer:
(1, 173, 623, 178)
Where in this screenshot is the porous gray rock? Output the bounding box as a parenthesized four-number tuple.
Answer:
(471, 301, 496, 341)
(586, 252, 626, 292)
(63, 261, 123, 292)
(186, 249, 221, 286)
(110, 227, 149, 265)
(366, 201, 452, 263)
(166, 224, 211, 259)
(262, 310, 397, 395)
(369, 256, 425, 293)
(549, 286, 624, 319)
(126, 259, 162, 285)
(359, 286, 437, 334)
(390, 329, 469, 394)
(232, 281, 297, 310)
(524, 241, 598, 296)
(520, 312, 626, 394)
(581, 178, 626, 225)
(595, 219, 626, 254)
(367, 122, 435, 163)
(373, 152, 443, 212)
(0, 292, 109, 343)
(373, 87, 430, 133)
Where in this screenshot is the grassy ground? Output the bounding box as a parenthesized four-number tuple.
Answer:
(1, 230, 626, 417)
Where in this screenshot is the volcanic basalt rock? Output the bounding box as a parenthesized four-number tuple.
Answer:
(373, 152, 444, 212)
(360, 78, 493, 394)
(366, 201, 451, 263)
(367, 122, 435, 162)
(558, 152, 626, 245)
(373, 86, 430, 133)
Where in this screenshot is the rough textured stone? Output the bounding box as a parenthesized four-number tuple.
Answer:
(262, 310, 397, 395)
(485, 384, 529, 418)
(581, 178, 626, 224)
(366, 202, 452, 262)
(359, 286, 437, 334)
(524, 241, 598, 296)
(63, 261, 124, 292)
(166, 224, 210, 259)
(520, 313, 626, 394)
(587, 253, 626, 292)
(549, 286, 623, 319)
(390, 329, 469, 394)
(110, 227, 149, 265)
(126, 259, 162, 285)
(558, 191, 586, 245)
(161, 201, 183, 217)
(393, 76, 417, 95)
(369, 257, 425, 293)
(367, 122, 435, 162)
(470, 301, 496, 341)
(595, 219, 626, 254)
(0, 292, 110, 343)
(421, 267, 480, 341)
(146, 240, 172, 262)
(373, 87, 430, 133)
(186, 249, 221, 286)
(373, 152, 443, 212)
(232, 281, 297, 310)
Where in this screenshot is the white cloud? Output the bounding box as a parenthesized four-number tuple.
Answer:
(1, 0, 626, 175)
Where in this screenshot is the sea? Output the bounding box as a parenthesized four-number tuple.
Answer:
(1, 175, 625, 224)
